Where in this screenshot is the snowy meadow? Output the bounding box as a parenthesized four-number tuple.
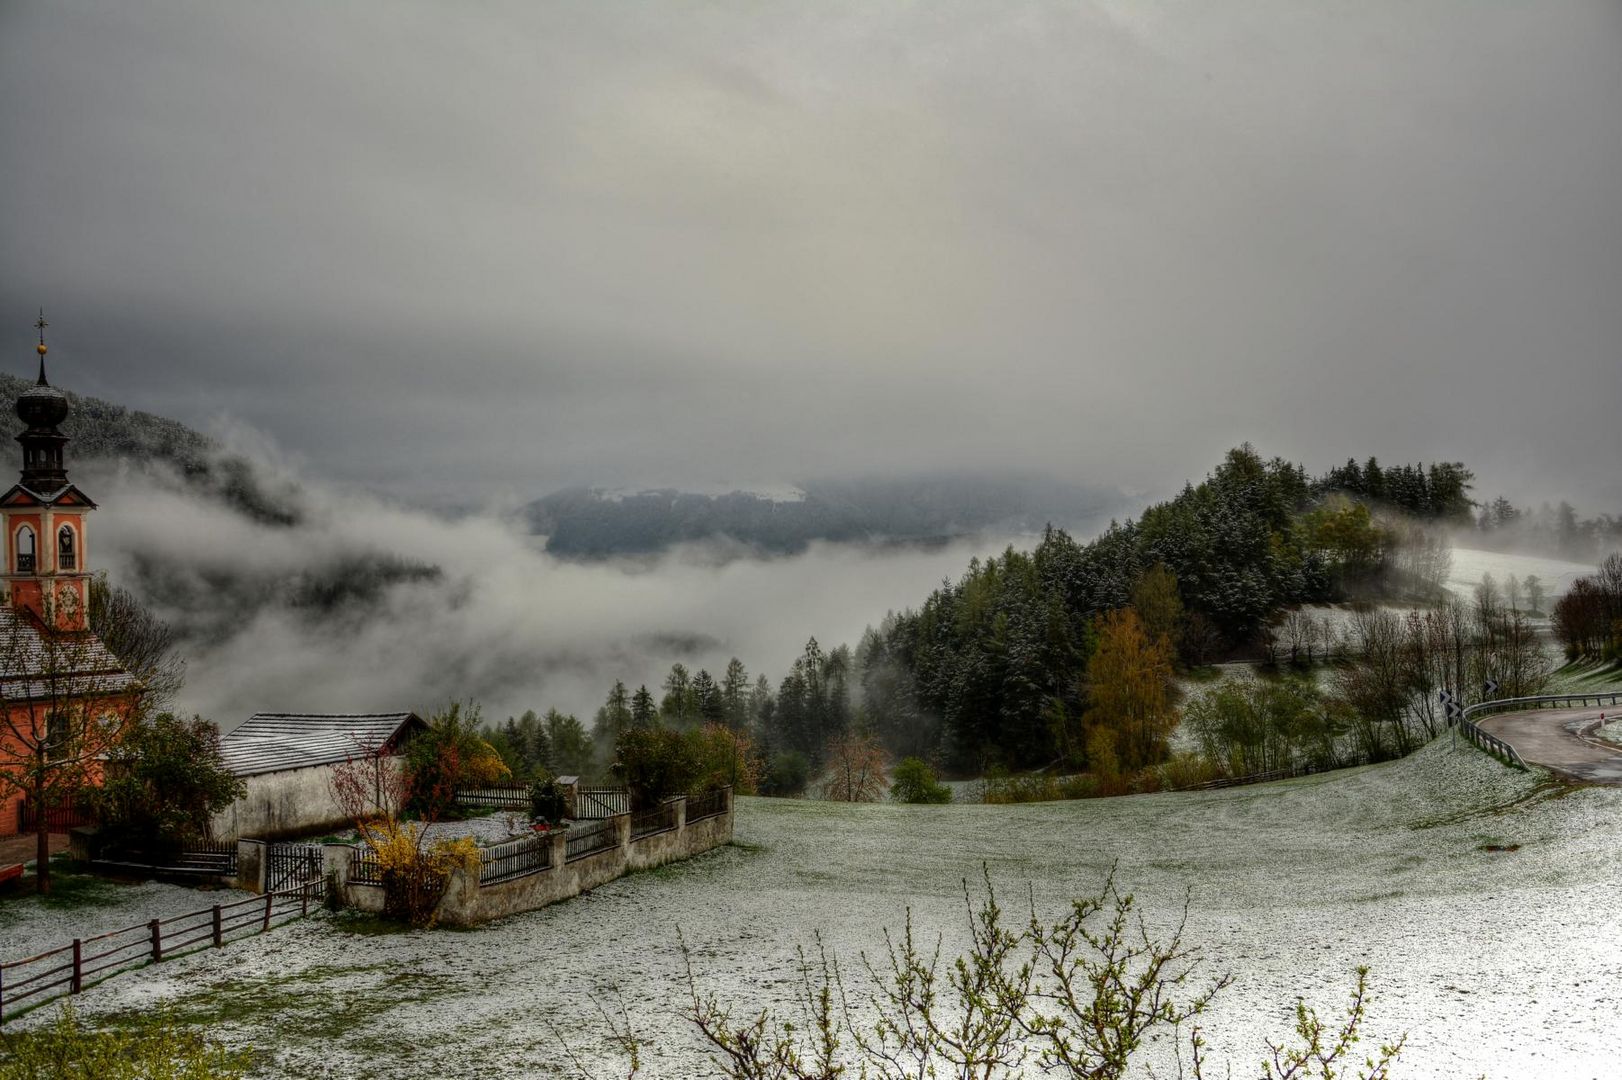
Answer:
(9, 739, 1619, 1079)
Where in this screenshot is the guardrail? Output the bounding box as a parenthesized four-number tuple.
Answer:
(1454, 691, 1622, 771)
(0, 883, 320, 1023)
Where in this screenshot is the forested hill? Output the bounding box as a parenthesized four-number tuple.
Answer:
(0, 372, 302, 526)
(525, 475, 1123, 558)
(847, 447, 1474, 771)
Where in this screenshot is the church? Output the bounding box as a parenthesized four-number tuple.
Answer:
(0, 318, 136, 839)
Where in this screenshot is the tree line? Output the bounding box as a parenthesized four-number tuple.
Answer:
(538, 446, 1497, 796)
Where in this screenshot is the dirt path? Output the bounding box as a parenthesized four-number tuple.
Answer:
(1477, 707, 1622, 783)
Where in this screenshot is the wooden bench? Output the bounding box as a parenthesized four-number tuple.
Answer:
(0, 863, 24, 888)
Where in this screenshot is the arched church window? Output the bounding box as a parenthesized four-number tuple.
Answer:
(58, 524, 76, 571)
(16, 526, 35, 574)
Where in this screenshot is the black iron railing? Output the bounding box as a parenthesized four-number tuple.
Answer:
(478, 834, 552, 885)
(685, 788, 728, 823)
(565, 818, 619, 862)
(630, 802, 676, 839)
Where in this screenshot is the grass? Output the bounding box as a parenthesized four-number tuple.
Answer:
(0, 859, 126, 922)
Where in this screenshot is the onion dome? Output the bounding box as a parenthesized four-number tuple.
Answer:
(16, 337, 69, 430)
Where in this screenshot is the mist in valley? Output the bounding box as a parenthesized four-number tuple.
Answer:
(83, 448, 1057, 731)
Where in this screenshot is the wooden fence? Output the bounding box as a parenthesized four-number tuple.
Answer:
(89, 840, 238, 880)
(1187, 752, 1378, 791)
(576, 789, 628, 819)
(16, 797, 97, 834)
(0, 883, 321, 1024)
(454, 786, 531, 810)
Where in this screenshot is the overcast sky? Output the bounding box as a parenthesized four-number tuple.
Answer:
(2, 1, 1618, 510)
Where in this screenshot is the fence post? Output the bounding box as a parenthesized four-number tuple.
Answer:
(262, 892, 272, 931)
(149, 919, 162, 961)
(301, 883, 309, 917)
(212, 905, 223, 947)
(70, 940, 81, 994)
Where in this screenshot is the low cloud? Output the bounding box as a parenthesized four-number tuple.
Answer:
(83, 455, 1027, 730)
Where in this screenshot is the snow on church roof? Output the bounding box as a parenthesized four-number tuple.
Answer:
(0, 606, 133, 702)
(219, 712, 426, 777)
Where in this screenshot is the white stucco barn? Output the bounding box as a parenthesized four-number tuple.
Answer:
(212, 712, 426, 840)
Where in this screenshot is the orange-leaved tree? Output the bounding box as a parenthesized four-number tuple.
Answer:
(330, 726, 482, 927)
(1083, 607, 1176, 776)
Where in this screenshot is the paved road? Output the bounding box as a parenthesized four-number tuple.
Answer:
(1477, 707, 1622, 783)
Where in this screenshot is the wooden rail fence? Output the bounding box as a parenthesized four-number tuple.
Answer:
(0, 883, 322, 1024)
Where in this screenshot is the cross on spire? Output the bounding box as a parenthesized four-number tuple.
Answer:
(34, 309, 48, 346)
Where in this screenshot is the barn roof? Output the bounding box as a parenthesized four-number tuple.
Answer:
(219, 712, 426, 777)
(0, 606, 132, 702)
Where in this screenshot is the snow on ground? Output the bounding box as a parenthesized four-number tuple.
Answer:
(0, 873, 255, 960)
(1446, 546, 1595, 601)
(8, 740, 1620, 1079)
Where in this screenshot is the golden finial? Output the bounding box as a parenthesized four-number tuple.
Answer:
(34, 310, 48, 356)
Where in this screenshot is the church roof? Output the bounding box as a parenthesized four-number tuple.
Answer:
(0, 482, 97, 508)
(0, 606, 133, 702)
(219, 712, 426, 777)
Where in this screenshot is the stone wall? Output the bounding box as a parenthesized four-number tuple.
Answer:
(334, 788, 734, 927)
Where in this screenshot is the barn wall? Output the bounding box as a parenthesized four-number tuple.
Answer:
(213, 756, 407, 840)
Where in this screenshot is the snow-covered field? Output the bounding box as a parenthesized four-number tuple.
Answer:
(6, 740, 1619, 1080)
(0, 876, 256, 961)
(1445, 546, 1596, 601)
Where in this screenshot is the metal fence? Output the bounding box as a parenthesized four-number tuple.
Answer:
(478, 834, 553, 885)
(1453, 691, 1622, 771)
(565, 818, 619, 862)
(630, 802, 676, 840)
(685, 788, 728, 823)
(455, 786, 531, 810)
(576, 789, 629, 819)
(0, 884, 320, 1023)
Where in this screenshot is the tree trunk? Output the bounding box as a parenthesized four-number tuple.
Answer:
(34, 788, 51, 895)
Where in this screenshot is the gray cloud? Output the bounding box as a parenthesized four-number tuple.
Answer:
(82, 453, 1024, 726)
(2, 1, 1619, 509)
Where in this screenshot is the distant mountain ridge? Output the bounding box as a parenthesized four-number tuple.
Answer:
(0, 372, 302, 525)
(525, 475, 1124, 558)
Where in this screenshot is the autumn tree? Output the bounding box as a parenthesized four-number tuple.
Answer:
(0, 594, 144, 894)
(403, 701, 509, 819)
(819, 730, 888, 802)
(1082, 608, 1176, 773)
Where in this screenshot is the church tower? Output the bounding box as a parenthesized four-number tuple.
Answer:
(1, 313, 96, 631)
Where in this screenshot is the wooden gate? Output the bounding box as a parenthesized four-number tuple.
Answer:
(266, 844, 323, 896)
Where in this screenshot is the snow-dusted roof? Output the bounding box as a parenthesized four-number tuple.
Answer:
(0, 606, 133, 702)
(219, 712, 426, 777)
